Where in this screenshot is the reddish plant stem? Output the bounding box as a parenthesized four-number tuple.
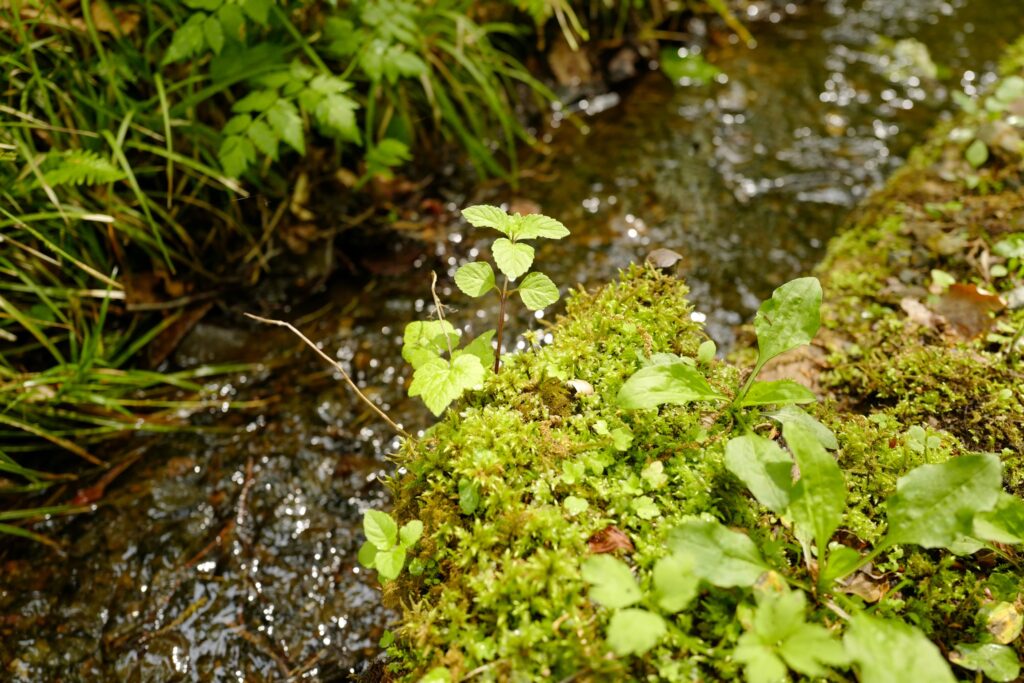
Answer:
(493, 277, 509, 373)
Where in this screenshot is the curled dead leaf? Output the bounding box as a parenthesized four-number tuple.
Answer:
(587, 525, 635, 554)
(646, 248, 685, 270)
(837, 564, 890, 603)
(933, 283, 1006, 337)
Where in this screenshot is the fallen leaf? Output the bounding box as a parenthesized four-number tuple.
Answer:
(933, 283, 1006, 337)
(588, 525, 635, 554)
(91, 1, 140, 35)
(837, 566, 890, 603)
(646, 248, 684, 270)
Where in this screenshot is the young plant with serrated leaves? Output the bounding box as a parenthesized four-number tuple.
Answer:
(357, 509, 423, 583)
(617, 276, 822, 414)
(455, 205, 569, 373)
(403, 273, 495, 417)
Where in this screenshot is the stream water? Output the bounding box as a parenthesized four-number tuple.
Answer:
(3, 1, 1023, 681)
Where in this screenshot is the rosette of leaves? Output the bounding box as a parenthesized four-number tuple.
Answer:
(454, 205, 570, 372)
(358, 510, 423, 582)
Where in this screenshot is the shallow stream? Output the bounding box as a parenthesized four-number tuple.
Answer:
(2, 1, 1023, 680)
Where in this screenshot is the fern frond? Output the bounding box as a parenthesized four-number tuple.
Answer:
(41, 150, 126, 188)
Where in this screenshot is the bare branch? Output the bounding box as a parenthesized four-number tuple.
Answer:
(244, 313, 411, 439)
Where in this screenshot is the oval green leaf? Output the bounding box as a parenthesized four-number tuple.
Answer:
(617, 361, 727, 410)
(754, 277, 822, 368)
(454, 261, 495, 297)
(491, 238, 534, 279)
(364, 509, 398, 551)
(518, 272, 559, 311)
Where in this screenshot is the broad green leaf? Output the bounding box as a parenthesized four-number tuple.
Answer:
(652, 553, 699, 613)
(374, 545, 406, 581)
(884, 454, 1002, 549)
(632, 495, 660, 519)
(461, 205, 511, 234)
(514, 213, 570, 240)
(667, 519, 768, 587)
(453, 330, 495, 371)
(737, 379, 816, 407)
(203, 15, 225, 54)
(246, 119, 278, 160)
(363, 509, 398, 551)
(973, 493, 1024, 544)
(780, 622, 850, 676)
(564, 496, 588, 516)
(162, 15, 205, 65)
(315, 93, 361, 143)
(698, 339, 716, 364)
(267, 99, 305, 155)
(966, 139, 989, 168)
(419, 668, 452, 683)
(408, 355, 486, 417)
(357, 541, 377, 567)
(724, 434, 793, 514)
(617, 361, 727, 410)
(218, 135, 255, 177)
(399, 520, 423, 547)
(734, 637, 788, 683)
(402, 320, 458, 369)
(606, 609, 666, 656)
(217, 3, 245, 40)
(233, 89, 278, 113)
(785, 423, 845, 556)
(949, 643, 1020, 683)
(754, 277, 822, 368)
(454, 262, 495, 297)
(222, 114, 251, 136)
(581, 555, 642, 609)
(844, 614, 955, 683)
(184, 0, 222, 9)
(737, 590, 848, 682)
(518, 272, 559, 311)
(491, 239, 534, 279)
(241, 0, 271, 24)
(768, 405, 838, 450)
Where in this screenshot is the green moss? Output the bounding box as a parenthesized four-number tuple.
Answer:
(376, 40, 1024, 681)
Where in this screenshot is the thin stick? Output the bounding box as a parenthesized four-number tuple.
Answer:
(244, 313, 411, 439)
(429, 271, 454, 357)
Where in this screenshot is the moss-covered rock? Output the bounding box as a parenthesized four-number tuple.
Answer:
(374, 38, 1024, 683)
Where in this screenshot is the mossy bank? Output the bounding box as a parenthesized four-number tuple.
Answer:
(369, 39, 1024, 683)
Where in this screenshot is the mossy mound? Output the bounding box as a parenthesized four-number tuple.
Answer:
(379, 266, 1021, 681)
(374, 37, 1024, 683)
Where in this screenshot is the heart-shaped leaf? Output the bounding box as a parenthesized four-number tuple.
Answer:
(518, 272, 559, 310)
(454, 261, 495, 297)
(491, 238, 534, 279)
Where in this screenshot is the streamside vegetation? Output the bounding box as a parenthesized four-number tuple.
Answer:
(0, 0, 740, 528)
(343, 39, 1024, 681)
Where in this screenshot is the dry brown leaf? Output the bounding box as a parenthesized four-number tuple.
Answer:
(91, 1, 140, 35)
(933, 283, 1006, 337)
(587, 525, 635, 554)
